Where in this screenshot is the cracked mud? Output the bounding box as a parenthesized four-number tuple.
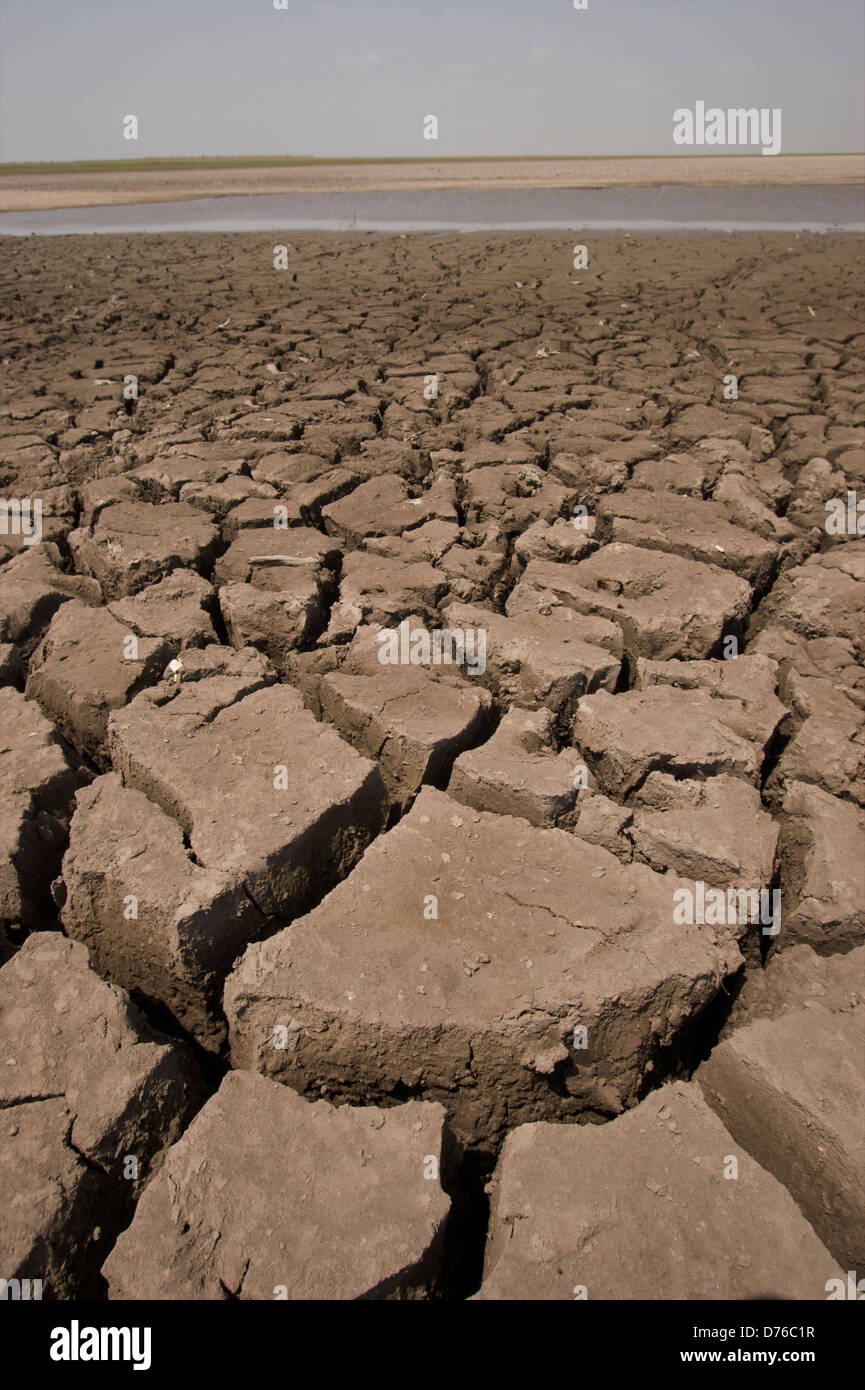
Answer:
(0, 231, 863, 1300)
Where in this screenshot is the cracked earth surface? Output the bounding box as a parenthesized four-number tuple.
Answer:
(0, 231, 863, 1300)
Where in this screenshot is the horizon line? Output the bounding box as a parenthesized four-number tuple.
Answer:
(2, 151, 864, 176)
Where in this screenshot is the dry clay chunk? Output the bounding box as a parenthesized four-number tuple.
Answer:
(526, 544, 752, 662)
(767, 675, 864, 808)
(595, 489, 779, 587)
(107, 568, 218, 649)
(68, 500, 220, 599)
(220, 575, 327, 669)
(571, 680, 782, 800)
(750, 543, 865, 651)
(26, 600, 173, 766)
(322, 473, 456, 547)
(442, 600, 621, 715)
(213, 525, 340, 588)
(779, 781, 865, 948)
(318, 619, 492, 801)
(225, 787, 742, 1149)
(108, 670, 388, 921)
(476, 1081, 842, 1300)
(630, 773, 778, 887)
(0, 642, 24, 688)
(0, 686, 85, 931)
(0, 1099, 104, 1299)
(337, 550, 451, 627)
(61, 774, 267, 1052)
(215, 527, 339, 669)
(102, 1071, 451, 1300)
(0, 933, 203, 1298)
(574, 688, 751, 798)
(699, 982, 865, 1272)
(448, 706, 578, 826)
(722, 940, 865, 1028)
(634, 654, 787, 754)
(0, 542, 101, 652)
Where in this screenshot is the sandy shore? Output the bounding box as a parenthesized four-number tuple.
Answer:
(2, 154, 863, 212)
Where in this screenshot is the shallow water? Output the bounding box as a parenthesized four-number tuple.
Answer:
(2, 184, 863, 236)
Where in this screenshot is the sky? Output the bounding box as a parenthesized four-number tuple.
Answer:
(0, 0, 863, 162)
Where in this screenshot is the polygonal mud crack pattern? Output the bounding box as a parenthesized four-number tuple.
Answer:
(0, 232, 863, 1300)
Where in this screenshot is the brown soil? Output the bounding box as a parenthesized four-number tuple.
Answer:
(0, 230, 862, 1301)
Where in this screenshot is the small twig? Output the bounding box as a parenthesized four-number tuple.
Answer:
(249, 555, 318, 566)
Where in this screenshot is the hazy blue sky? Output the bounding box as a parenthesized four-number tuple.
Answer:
(1, 0, 862, 162)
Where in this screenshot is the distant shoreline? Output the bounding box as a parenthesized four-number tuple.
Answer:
(2, 154, 863, 213)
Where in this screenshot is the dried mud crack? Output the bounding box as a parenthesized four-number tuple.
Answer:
(0, 231, 863, 1301)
